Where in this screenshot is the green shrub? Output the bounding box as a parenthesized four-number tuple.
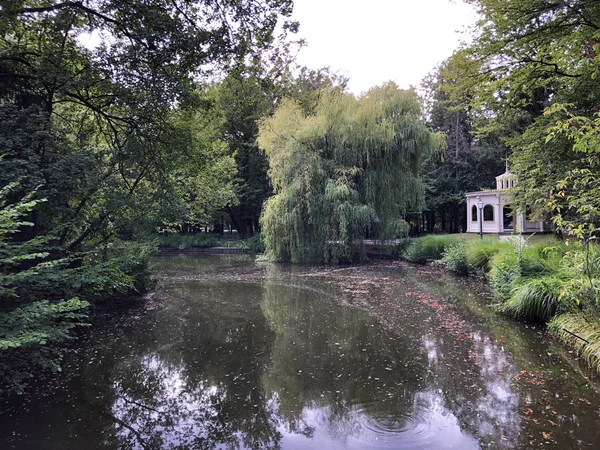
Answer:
(156, 233, 217, 249)
(549, 313, 600, 373)
(235, 234, 265, 253)
(489, 250, 520, 299)
(390, 238, 411, 257)
(441, 242, 471, 275)
(501, 276, 565, 321)
(403, 235, 457, 263)
(464, 238, 510, 270)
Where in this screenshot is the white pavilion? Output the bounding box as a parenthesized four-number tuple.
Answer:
(465, 171, 549, 235)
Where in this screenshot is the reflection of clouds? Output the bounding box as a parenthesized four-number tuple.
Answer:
(272, 390, 479, 450)
(470, 332, 520, 447)
(423, 335, 440, 367)
(111, 353, 224, 449)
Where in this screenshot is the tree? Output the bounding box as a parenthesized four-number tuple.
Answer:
(447, 0, 600, 238)
(0, 0, 295, 391)
(0, 0, 295, 245)
(258, 83, 444, 263)
(217, 65, 349, 237)
(420, 61, 505, 233)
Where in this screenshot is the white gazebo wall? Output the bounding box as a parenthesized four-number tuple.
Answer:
(466, 192, 510, 234)
(466, 191, 548, 234)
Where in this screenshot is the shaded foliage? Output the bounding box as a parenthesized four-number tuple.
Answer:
(259, 83, 444, 263)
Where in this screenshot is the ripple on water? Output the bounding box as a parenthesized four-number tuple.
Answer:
(352, 392, 480, 450)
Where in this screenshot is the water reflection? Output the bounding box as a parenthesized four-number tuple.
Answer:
(1, 256, 600, 449)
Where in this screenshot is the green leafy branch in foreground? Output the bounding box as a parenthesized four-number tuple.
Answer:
(1, 182, 157, 393)
(0, 183, 89, 391)
(541, 104, 600, 241)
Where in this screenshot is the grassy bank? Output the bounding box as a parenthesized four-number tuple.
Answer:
(154, 233, 265, 253)
(398, 234, 600, 375)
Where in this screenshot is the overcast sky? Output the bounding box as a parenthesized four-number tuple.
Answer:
(291, 0, 478, 94)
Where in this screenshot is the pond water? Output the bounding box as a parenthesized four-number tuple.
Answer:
(1, 255, 600, 449)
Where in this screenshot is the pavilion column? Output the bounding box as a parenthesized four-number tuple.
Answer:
(496, 196, 502, 233)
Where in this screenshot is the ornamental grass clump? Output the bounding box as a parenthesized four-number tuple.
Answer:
(501, 276, 565, 321)
(464, 238, 511, 271)
(403, 235, 457, 263)
(550, 313, 600, 373)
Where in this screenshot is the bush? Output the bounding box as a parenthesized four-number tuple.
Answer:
(403, 235, 458, 263)
(156, 233, 217, 249)
(500, 276, 564, 321)
(441, 242, 471, 275)
(234, 234, 265, 253)
(464, 238, 511, 270)
(489, 250, 520, 298)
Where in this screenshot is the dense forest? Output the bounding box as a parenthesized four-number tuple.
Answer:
(2, 0, 600, 391)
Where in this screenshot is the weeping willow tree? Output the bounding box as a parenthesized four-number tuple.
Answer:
(258, 82, 445, 263)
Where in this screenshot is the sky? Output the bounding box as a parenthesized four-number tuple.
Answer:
(290, 0, 478, 94)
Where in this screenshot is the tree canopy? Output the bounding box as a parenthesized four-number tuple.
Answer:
(258, 83, 444, 263)
(446, 0, 600, 239)
(0, 0, 295, 391)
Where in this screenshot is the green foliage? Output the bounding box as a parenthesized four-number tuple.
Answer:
(0, 184, 158, 392)
(501, 277, 563, 322)
(403, 235, 457, 264)
(440, 242, 471, 275)
(537, 105, 600, 239)
(234, 234, 265, 253)
(488, 249, 520, 298)
(156, 234, 218, 249)
(443, 0, 600, 240)
(421, 61, 506, 234)
(217, 66, 347, 237)
(464, 238, 510, 271)
(0, 187, 87, 391)
(259, 83, 445, 263)
(549, 313, 600, 374)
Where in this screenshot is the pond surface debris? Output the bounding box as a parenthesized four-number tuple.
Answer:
(1, 254, 599, 449)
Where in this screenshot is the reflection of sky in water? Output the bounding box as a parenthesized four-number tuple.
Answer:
(277, 391, 480, 450)
(110, 352, 483, 449)
(471, 332, 520, 445)
(112, 354, 226, 449)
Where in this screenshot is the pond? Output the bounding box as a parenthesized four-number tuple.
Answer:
(1, 255, 599, 449)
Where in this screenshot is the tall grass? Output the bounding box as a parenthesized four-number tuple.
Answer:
(156, 233, 217, 249)
(501, 276, 564, 321)
(464, 238, 511, 270)
(402, 235, 458, 263)
(550, 313, 600, 373)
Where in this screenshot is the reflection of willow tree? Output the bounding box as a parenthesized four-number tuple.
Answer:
(79, 282, 282, 449)
(259, 281, 426, 436)
(259, 263, 526, 447)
